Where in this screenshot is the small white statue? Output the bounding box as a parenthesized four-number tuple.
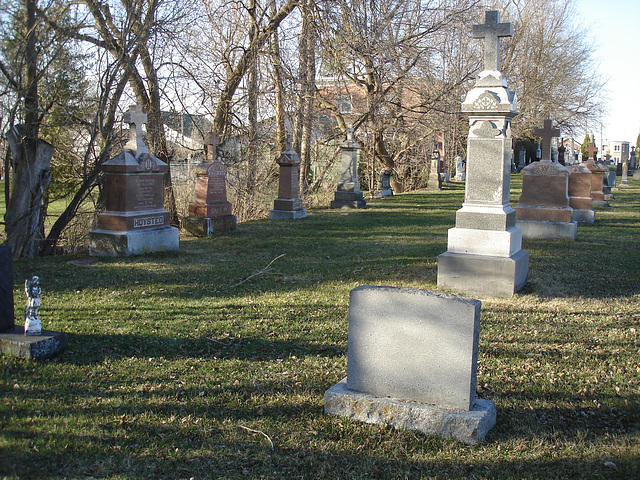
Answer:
(24, 276, 42, 336)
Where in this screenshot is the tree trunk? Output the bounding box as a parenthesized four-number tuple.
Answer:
(4, 127, 53, 259)
(269, 8, 286, 153)
(299, 0, 315, 192)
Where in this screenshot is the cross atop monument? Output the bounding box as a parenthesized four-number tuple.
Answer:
(204, 132, 219, 162)
(473, 11, 513, 72)
(123, 105, 148, 156)
(534, 119, 560, 161)
(585, 142, 598, 160)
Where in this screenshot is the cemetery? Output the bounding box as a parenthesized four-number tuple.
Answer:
(1, 3, 640, 479)
(1, 171, 639, 477)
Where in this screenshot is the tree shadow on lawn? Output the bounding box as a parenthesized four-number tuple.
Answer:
(57, 331, 346, 366)
(3, 388, 638, 479)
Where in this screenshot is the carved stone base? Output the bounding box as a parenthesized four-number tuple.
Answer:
(324, 378, 495, 445)
(89, 226, 179, 256)
(183, 215, 237, 237)
(0, 326, 67, 359)
(269, 209, 307, 220)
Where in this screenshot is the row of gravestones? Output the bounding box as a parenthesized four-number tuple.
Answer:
(86, 109, 381, 257)
(2, 10, 634, 445)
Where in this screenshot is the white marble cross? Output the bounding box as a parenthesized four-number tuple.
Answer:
(123, 105, 148, 155)
(534, 119, 560, 161)
(473, 11, 513, 72)
(204, 132, 219, 162)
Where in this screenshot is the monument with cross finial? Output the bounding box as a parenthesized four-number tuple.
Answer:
(581, 141, 609, 207)
(472, 10, 513, 88)
(270, 135, 307, 219)
(515, 119, 577, 240)
(331, 127, 366, 209)
(437, 10, 528, 297)
(534, 119, 560, 162)
(183, 132, 237, 236)
(89, 104, 179, 256)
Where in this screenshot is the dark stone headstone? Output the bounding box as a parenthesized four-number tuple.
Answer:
(0, 246, 14, 332)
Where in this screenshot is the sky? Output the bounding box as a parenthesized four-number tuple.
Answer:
(573, 0, 640, 144)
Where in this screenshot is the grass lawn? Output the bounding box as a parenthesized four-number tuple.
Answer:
(1, 176, 639, 479)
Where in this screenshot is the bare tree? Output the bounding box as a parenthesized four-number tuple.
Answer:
(498, 0, 605, 138)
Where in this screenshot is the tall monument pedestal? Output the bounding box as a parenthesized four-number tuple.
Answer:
(436, 11, 528, 297)
(330, 129, 367, 209)
(270, 138, 307, 220)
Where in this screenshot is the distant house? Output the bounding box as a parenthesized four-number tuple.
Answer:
(601, 140, 630, 165)
(562, 138, 582, 163)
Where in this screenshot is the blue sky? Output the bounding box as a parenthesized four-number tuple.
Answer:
(573, 0, 640, 144)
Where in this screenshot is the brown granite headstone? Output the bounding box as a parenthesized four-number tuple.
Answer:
(581, 142, 608, 207)
(270, 136, 307, 219)
(567, 163, 595, 222)
(183, 132, 237, 236)
(89, 105, 179, 255)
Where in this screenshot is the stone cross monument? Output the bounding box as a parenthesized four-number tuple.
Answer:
(473, 10, 512, 73)
(183, 132, 237, 236)
(534, 119, 560, 162)
(515, 119, 576, 240)
(330, 127, 366, 209)
(89, 105, 179, 256)
(437, 11, 529, 297)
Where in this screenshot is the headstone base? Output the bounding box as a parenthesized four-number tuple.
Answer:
(269, 209, 307, 220)
(331, 190, 366, 209)
(515, 219, 577, 240)
(437, 249, 529, 298)
(89, 226, 179, 256)
(324, 378, 495, 445)
(182, 215, 237, 236)
(0, 326, 67, 359)
(592, 199, 610, 208)
(373, 189, 393, 198)
(571, 209, 596, 223)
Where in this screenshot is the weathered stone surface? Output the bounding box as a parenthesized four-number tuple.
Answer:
(182, 215, 237, 236)
(346, 286, 481, 411)
(89, 227, 179, 256)
(325, 378, 496, 445)
(0, 326, 67, 359)
(438, 249, 529, 298)
(515, 219, 577, 240)
(571, 209, 596, 223)
(0, 246, 14, 332)
(269, 209, 307, 220)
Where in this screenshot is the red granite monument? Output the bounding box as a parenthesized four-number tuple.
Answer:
(581, 141, 609, 207)
(270, 136, 307, 220)
(515, 119, 576, 240)
(89, 105, 179, 256)
(183, 132, 237, 236)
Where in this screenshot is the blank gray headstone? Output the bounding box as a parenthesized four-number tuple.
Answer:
(346, 286, 481, 411)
